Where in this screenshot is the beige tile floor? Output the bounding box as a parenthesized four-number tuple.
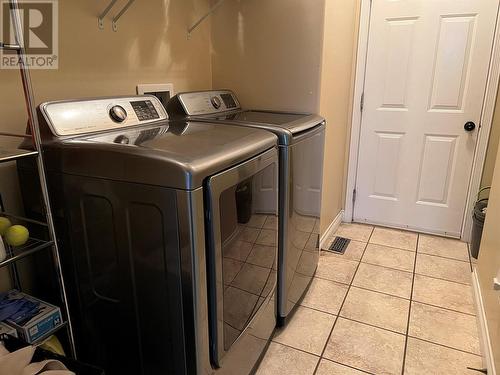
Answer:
(256, 223, 483, 375)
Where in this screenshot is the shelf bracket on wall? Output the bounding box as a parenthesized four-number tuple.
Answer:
(112, 0, 136, 32)
(98, 0, 136, 31)
(188, 0, 226, 39)
(98, 0, 118, 29)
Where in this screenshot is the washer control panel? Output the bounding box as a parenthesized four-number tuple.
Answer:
(130, 100, 160, 121)
(42, 96, 167, 136)
(177, 90, 241, 116)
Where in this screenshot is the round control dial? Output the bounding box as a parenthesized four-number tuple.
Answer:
(109, 105, 127, 123)
(211, 96, 222, 109)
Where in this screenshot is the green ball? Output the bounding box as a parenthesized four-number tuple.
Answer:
(0, 217, 12, 236)
(5, 225, 29, 247)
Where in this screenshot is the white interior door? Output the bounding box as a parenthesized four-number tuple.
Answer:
(354, 0, 499, 237)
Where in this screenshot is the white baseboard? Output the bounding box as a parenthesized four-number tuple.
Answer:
(320, 210, 344, 250)
(472, 268, 496, 375)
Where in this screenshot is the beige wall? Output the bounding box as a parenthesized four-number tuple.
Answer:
(477, 136, 500, 373)
(211, 0, 360, 235)
(318, 0, 360, 233)
(0, 0, 213, 212)
(211, 0, 325, 113)
(482, 87, 500, 187)
(0, 0, 212, 134)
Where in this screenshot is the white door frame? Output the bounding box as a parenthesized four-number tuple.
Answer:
(345, 0, 500, 241)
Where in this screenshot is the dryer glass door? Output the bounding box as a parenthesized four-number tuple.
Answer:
(205, 148, 278, 368)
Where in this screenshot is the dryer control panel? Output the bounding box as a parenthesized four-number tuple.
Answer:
(176, 90, 241, 116)
(41, 96, 167, 136)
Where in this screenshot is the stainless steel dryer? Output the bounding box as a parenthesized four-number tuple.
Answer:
(167, 90, 326, 326)
(17, 96, 279, 374)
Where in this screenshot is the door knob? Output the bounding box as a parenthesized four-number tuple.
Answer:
(464, 121, 476, 131)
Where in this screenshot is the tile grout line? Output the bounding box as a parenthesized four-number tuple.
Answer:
(417, 251, 471, 264)
(319, 358, 375, 375)
(331, 232, 471, 264)
(406, 335, 482, 357)
(416, 251, 471, 264)
(359, 259, 414, 274)
(343, 284, 411, 301)
(296, 303, 339, 316)
(309, 273, 355, 285)
(412, 272, 472, 286)
(312, 274, 355, 286)
(291, 303, 339, 318)
(269, 340, 375, 374)
(354, 261, 414, 274)
(355, 259, 473, 287)
(266, 340, 321, 359)
(335, 315, 407, 336)
(367, 239, 417, 253)
(401, 233, 419, 375)
(409, 300, 476, 317)
(342, 284, 476, 317)
(311, 226, 375, 375)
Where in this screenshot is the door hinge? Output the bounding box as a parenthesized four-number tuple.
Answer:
(360, 93, 364, 112)
(352, 188, 357, 204)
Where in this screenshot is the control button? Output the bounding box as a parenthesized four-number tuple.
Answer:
(109, 105, 127, 123)
(211, 96, 222, 109)
(114, 135, 129, 144)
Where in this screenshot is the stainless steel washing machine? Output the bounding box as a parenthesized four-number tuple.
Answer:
(17, 96, 279, 374)
(167, 90, 326, 326)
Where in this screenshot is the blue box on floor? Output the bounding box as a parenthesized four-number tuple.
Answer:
(3, 290, 62, 343)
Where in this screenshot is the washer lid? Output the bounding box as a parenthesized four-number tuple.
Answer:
(167, 90, 325, 145)
(215, 111, 306, 125)
(43, 121, 278, 190)
(207, 110, 325, 141)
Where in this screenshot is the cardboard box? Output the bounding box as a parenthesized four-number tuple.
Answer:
(3, 290, 62, 343)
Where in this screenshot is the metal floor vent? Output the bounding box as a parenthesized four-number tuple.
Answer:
(326, 237, 351, 254)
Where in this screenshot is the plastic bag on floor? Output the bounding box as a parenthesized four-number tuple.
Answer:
(0, 342, 74, 375)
